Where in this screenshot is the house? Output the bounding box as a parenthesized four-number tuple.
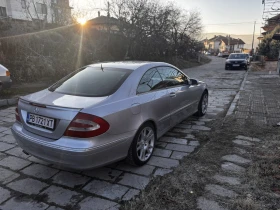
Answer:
(88, 12, 121, 34)
(219, 36, 245, 53)
(0, 0, 72, 25)
(203, 35, 245, 53)
(203, 35, 225, 52)
(260, 13, 280, 41)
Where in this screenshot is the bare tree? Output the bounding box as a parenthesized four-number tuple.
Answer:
(109, 0, 203, 59)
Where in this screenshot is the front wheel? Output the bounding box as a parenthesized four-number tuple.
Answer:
(195, 91, 208, 117)
(126, 123, 156, 166)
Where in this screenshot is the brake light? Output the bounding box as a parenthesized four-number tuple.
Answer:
(6, 71, 10, 77)
(64, 113, 110, 138)
(15, 107, 21, 122)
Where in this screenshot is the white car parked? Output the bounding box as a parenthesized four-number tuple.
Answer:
(0, 64, 12, 89)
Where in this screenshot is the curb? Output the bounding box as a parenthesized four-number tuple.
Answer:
(224, 69, 249, 117)
(0, 97, 19, 108)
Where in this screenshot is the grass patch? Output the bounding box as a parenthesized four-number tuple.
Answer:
(176, 56, 211, 69)
(231, 198, 262, 210)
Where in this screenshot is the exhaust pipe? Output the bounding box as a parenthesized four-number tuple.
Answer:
(22, 150, 29, 155)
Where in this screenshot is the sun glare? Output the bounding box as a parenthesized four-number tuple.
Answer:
(77, 18, 87, 25)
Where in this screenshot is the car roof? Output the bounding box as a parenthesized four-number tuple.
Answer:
(89, 61, 174, 71)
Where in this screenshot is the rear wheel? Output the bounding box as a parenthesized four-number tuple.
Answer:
(195, 91, 208, 117)
(126, 123, 155, 166)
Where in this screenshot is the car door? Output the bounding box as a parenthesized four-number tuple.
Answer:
(157, 66, 200, 126)
(136, 68, 171, 136)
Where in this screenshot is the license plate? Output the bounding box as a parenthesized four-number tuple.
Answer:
(233, 64, 240, 67)
(27, 113, 55, 130)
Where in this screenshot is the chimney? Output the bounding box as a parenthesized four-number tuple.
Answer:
(98, 11, 100, 17)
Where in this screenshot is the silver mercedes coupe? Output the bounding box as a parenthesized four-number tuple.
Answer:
(12, 62, 208, 169)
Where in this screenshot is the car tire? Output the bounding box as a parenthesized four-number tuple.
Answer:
(195, 91, 208, 117)
(244, 65, 248, 70)
(126, 122, 156, 166)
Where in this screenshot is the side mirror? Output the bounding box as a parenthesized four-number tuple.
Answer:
(190, 79, 198, 86)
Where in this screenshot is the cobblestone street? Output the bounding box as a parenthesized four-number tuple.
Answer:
(0, 57, 248, 210)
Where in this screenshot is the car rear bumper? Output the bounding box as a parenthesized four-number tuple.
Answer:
(12, 122, 134, 170)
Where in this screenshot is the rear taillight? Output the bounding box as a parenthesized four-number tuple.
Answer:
(64, 113, 110, 138)
(15, 107, 21, 122)
(6, 71, 10, 77)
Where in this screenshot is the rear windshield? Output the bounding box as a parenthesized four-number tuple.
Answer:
(49, 67, 132, 97)
(229, 54, 246, 59)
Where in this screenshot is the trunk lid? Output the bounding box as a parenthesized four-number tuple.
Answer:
(19, 89, 108, 140)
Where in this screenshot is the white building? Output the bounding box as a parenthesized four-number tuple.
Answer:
(0, 0, 72, 25)
(219, 36, 245, 53)
(204, 35, 246, 53)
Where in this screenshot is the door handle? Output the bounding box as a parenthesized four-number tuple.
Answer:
(170, 92, 176, 98)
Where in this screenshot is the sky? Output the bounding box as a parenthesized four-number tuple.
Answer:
(70, 0, 264, 35)
(174, 0, 264, 35)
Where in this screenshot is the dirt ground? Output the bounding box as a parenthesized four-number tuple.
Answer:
(121, 116, 280, 210)
(251, 61, 277, 72)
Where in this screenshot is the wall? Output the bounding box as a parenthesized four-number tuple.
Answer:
(0, 0, 7, 8)
(0, 0, 8, 17)
(12, 0, 53, 23)
(233, 44, 244, 52)
(214, 41, 220, 50)
(1, 0, 71, 24)
(219, 42, 225, 52)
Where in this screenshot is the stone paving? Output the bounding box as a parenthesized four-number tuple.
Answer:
(197, 135, 262, 210)
(234, 71, 280, 126)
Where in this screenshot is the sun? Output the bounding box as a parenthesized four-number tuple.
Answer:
(77, 18, 87, 25)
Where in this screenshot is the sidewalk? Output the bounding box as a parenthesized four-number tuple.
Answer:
(193, 70, 280, 210)
(234, 70, 280, 126)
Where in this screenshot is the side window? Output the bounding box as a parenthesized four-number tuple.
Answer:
(137, 68, 163, 94)
(157, 67, 188, 88)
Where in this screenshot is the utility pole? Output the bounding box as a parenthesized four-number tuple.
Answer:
(107, 1, 110, 17)
(237, 38, 240, 53)
(228, 35, 230, 53)
(251, 21, 256, 55)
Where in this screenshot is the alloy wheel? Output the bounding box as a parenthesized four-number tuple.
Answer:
(136, 127, 155, 161)
(202, 94, 208, 114)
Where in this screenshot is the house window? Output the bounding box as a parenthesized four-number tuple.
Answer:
(0, 7, 7, 17)
(21, 0, 26, 9)
(36, 3, 47, 14)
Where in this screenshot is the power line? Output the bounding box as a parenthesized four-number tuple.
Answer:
(204, 22, 261, 26)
